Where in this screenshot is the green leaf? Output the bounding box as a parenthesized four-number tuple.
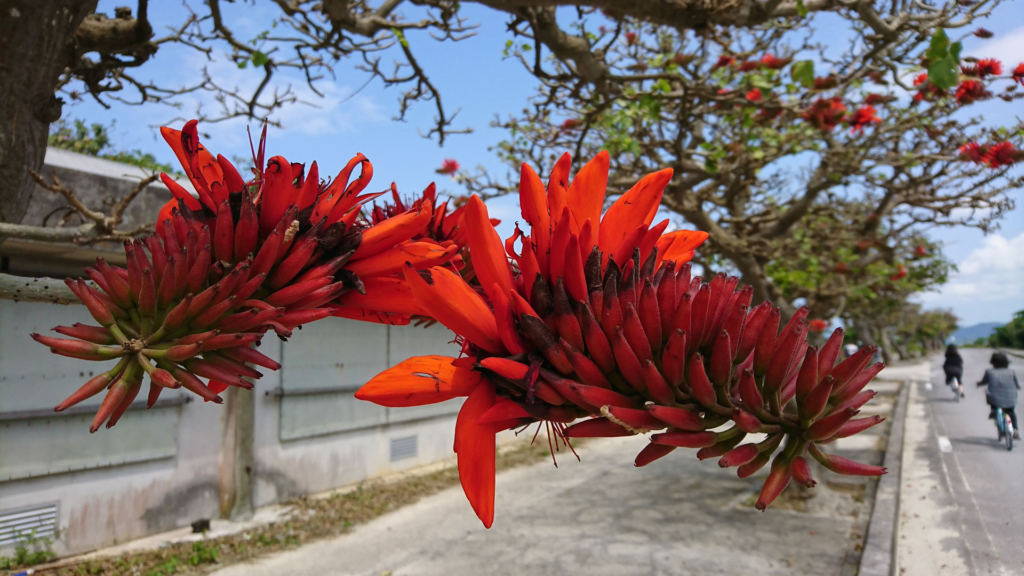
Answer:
(749, 74, 773, 90)
(237, 60, 248, 69)
(927, 55, 959, 90)
(251, 51, 270, 67)
(950, 41, 963, 62)
(704, 158, 719, 174)
(796, 0, 809, 17)
(926, 29, 950, 61)
(791, 60, 815, 88)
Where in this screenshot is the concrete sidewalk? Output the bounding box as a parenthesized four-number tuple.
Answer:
(211, 428, 888, 576)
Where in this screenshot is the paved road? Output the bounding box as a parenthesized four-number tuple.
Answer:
(212, 429, 883, 576)
(899, 349, 1023, 576)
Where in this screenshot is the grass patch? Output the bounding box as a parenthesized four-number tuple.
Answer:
(34, 439, 564, 576)
(0, 534, 57, 571)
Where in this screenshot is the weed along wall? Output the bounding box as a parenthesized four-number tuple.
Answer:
(0, 150, 467, 557)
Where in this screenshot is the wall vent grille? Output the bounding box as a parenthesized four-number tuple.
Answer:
(0, 503, 58, 547)
(389, 435, 418, 462)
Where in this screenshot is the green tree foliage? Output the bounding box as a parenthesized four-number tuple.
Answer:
(48, 119, 177, 175)
(988, 311, 1024, 349)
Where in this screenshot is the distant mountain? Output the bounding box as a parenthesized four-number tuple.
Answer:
(951, 322, 1002, 344)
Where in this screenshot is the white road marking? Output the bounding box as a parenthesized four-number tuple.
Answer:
(937, 436, 953, 453)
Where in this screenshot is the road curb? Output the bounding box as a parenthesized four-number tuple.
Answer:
(858, 377, 912, 576)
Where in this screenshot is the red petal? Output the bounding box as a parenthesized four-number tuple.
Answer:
(519, 164, 550, 278)
(566, 151, 609, 235)
(352, 199, 433, 261)
(355, 355, 482, 407)
(598, 168, 672, 255)
(464, 196, 514, 306)
(656, 230, 710, 267)
(546, 153, 572, 231)
(338, 276, 424, 317)
(455, 380, 497, 528)
(346, 241, 457, 278)
(329, 306, 412, 325)
(404, 266, 505, 354)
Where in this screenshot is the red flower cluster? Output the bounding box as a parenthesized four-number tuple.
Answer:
(848, 105, 881, 133)
(913, 73, 944, 102)
(357, 153, 888, 526)
(958, 141, 1020, 168)
(737, 59, 761, 72)
(561, 118, 582, 132)
(1013, 63, 1024, 86)
(35, 120, 457, 430)
(760, 53, 791, 70)
(890, 264, 907, 281)
(802, 97, 846, 131)
(746, 88, 764, 103)
(863, 93, 891, 106)
(439, 159, 460, 175)
(808, 319, 829, 334)
(712, 56, 735, 70)
(914, 245, 928, 258)
(983, 142, 1018, 168)
(973, 28, 994, 38)
(813, 76, 839, 90)
(970, 58, 1003, 78)
(955, 80, 990, 104)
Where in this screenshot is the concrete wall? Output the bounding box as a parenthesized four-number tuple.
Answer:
(0, 150, 468, 556)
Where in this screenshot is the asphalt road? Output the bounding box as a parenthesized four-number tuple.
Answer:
(916, 348, 1024, 575)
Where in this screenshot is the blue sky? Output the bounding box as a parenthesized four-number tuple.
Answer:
(71, 1, 1024, 326)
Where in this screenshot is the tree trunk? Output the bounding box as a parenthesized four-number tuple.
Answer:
(219, 386, 256, 520)
(0, 1, 96, 225)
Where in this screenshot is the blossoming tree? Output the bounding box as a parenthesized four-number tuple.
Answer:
(469, 14, 1023, 321)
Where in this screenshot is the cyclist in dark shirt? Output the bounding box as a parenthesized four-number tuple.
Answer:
(943, 344, 964, 397)
(978, 352, 1021, 440)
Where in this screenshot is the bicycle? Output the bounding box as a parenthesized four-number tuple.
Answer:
(995, 407, 1014, 451)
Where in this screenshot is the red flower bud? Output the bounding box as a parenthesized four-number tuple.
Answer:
(791, 456, 816, 488)
(688, 353, 719, 407)
(737, 450, 772, 478)
(579, 304, 616, 374)
(612, 327, 647, 393)
(800, 375, 835, 422)
(661, 329, 687, 387)
(643, 360, 676, 405)
(719, 443, 760, 468)
(602, 405, 666, 432)
(708, 330, 733, 387)
(756, 457, 793, 511)
(568, 381, 638, 409)
(733, 407, 764, 434)
(810, 444, 886, 476)
(635, 443, 676, 467)
(753, 307, 781, 376)
(832, 415, 885, 439)
(647, 405, 706, 432)
(795, 346, 818, 403)
(807, 407, 859, 441)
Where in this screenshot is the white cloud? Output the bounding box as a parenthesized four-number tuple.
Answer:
(957, 231, 1024, 280)
(918, 231, 1024, 324)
